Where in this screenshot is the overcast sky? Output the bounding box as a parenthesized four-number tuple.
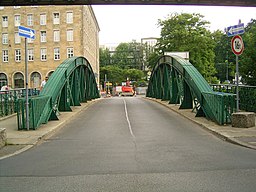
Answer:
(92, 5, 256, 45)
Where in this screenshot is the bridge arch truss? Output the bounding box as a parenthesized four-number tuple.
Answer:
(146, 55, 236, 125)
(17, 56, 99, 130)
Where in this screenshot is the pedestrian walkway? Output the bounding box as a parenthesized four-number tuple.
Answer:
(0, 97, 255, 160)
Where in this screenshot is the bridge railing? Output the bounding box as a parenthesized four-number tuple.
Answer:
(0, 88, 39, 118)
(16, 95, 52, 130)
(202, 92, 236, 125)
(211, 84, 256, 112)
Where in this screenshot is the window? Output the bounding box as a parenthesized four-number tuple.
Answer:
(14, 6, 21, 9)
(66, 12, 73, 23)
(15, 32, 21, 44)
(53, 13, 60, 24)
(40, 14, 46, 25)
(2, 33, 8, 44)
(3, 50, 8, 62)
(15, 49, 21, 62)
(67, 29, 73, 41)
(14, 15, 21, 26)
(2, 16, 8, 27)
(28, 49, 34, 61)
(27, 14, 33, 26)
(53, 30, 60, 42)
(40, 31, 46, 42)
(41, 48, 47, 61)
(54, 47, 60, 60)
(67, 47, 74, 58)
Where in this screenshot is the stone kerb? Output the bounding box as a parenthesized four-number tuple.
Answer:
(232, 112, 255, 128)
(0, 128, 7, 148)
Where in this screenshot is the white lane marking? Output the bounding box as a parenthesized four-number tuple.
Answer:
(123, 98, 135, 139)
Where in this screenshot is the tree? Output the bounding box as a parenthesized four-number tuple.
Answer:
(111, 41, 143, 70)
(212, 30, 236, 83)
(147, 52, 161, 70)
(99, 48, 111, 66)
(124, 69, 145, 82)
(100, 66, 124, 85)
(240, 19, 256, 85)
(157, 13, 216, 82)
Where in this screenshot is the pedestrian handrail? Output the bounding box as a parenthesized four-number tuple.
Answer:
(0, 88, 39, 118)
(210, 84, 256, 112)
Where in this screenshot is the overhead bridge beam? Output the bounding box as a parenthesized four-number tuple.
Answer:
(0, 0, 255, 7)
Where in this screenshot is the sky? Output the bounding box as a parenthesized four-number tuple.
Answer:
(92, 5, 256, 45)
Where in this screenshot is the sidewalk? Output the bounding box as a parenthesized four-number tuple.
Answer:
(0, 99, 100, 159)
(1, 97, 256, 160)
(145, 98, 256, 150)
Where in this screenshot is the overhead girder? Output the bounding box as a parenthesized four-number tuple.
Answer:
(17, 56, 99, 130)
(147, 55, 236, 125)
(0, 0, 255, 7)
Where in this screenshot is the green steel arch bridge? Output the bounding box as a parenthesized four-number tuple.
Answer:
(17, 55, 236, 130)
(146, 55, 236, 125)
(17, 56, 100, 130)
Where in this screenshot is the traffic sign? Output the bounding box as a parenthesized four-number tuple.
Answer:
(18, 26, 35, 39)
(231, 35, 244, 55)
(227, 23, 244, 37)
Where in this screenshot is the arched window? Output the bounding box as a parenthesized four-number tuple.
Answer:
(48, 71, 54, 77)
(14, 72, 24, 88)
(0, 73, 8, 89)
(30, 72, 41, 89)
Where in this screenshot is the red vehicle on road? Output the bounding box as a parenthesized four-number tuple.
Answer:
(121, 86, 134, 96)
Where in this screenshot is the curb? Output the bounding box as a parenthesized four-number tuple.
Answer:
(0, 113, 17, 121)
(144, 97, 256, 150)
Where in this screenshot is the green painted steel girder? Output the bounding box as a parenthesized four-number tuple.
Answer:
(17, 56, 99, 130)
(147, 55, 236, 125)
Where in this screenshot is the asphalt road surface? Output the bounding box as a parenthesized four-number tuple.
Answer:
(1, 97, 256, 192)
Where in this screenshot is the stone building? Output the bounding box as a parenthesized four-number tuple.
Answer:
(0, 5, 100, 89)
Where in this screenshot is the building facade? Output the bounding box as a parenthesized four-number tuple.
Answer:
(0, 5, 100, 89)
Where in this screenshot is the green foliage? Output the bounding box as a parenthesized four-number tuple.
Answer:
(212, 30, 236, 83)
(124, 69, 145, 81)
(100, 66, 146, 86)
(99, 41, 146, 87)
(240, 19, 256, 85)
(157, 13, 216, 82)
(147, 52, 161, 70)
(100, 66, 124, 85)
(99, 48, 111, 66)
(111, 42, 143, 69)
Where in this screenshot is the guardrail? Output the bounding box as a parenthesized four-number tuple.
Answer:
(210, 84, 256, 112)
(0, 88, 39, 118)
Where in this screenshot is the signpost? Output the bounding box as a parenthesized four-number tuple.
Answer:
(227, 22, 244, 112)
(227, 23, 245, 37)
(18, 26, 35, 130)
(231, 35, 244, 112)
